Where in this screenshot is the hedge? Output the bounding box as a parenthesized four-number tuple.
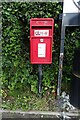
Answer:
(2, 2, 80, 110)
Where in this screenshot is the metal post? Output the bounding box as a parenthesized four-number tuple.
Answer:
(57, 19, 66, 98)
(38, 64, 42, 96)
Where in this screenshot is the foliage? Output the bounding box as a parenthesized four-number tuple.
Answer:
(62, 27, 80, 92)
(2, 2, 80, 110)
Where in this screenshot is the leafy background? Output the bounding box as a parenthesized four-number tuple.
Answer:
(2, 2, 80, 110)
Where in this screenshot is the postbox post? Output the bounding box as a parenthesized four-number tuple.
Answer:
(38, 64, 42, 96)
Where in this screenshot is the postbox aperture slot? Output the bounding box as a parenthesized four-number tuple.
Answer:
(31, 26, 53, 37)
(32, 26, 52, 28)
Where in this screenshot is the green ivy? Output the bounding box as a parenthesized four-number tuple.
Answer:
(2, 2, 80, 110)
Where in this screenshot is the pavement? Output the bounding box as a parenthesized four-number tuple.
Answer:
(0, 109, 80, 120)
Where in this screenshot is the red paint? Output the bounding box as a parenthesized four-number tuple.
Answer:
(30, 18, 54, 64)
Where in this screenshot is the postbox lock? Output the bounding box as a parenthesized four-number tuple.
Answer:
(40, 39, 44, 42)
(44, 21, 48, 24)
(36, 21, 39, 24)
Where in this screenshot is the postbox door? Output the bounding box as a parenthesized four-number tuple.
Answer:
(30, 37, 52, 64)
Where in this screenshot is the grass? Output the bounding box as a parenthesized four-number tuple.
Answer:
(1, 88, 57, 111)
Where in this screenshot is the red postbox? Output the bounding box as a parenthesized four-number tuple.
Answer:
(30, 18, 54, 64)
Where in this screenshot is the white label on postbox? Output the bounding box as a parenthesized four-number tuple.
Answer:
(34, 30, 49, 36)
(38, 43, 46, 57)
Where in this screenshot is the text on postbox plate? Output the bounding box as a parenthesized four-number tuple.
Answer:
(34, 30, 49, 36)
